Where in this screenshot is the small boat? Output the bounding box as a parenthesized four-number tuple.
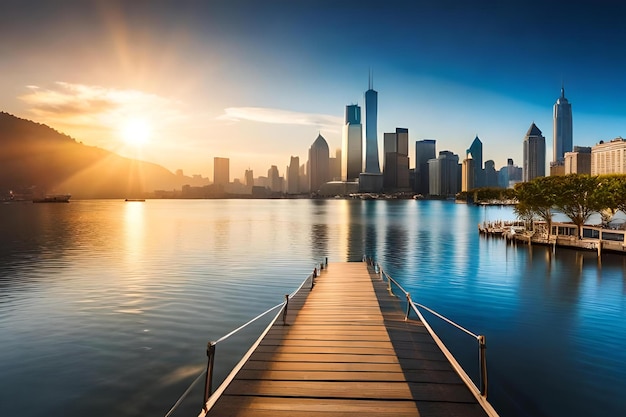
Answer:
(125, 199, 145, 202)
(33, 194, 71, 203)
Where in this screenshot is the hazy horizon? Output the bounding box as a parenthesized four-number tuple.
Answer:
(3, 0, 626, 180)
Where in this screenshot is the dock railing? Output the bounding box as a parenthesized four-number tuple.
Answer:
(365, 256, 498, 417)
(163, 259, 328, 417)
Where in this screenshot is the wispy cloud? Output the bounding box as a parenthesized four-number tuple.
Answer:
(218, 107, 342, 132)
(19, 82, 185, 132)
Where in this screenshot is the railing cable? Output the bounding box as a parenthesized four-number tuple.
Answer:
(164, 264, 319, 417)
(370, 257, 492, 405)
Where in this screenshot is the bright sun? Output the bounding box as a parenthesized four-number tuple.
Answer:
(120, 118, 151, 147)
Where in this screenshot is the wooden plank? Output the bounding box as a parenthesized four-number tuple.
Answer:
(224, 380, 415, 400)
(236, 370, 409, 382)
(249, 352, 401, 364)
(255, 345, 398, 355)
(241, 360, 404, 373)
(212, 397, 420, 416)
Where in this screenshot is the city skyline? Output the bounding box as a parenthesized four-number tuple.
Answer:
(3, 1, 626, 179)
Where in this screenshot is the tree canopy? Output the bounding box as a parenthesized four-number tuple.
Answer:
(514, 174, 626, 237)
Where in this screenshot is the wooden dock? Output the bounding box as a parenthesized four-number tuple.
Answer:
(203, 262, 494, 417)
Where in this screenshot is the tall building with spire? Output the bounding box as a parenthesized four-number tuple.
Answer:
(523, 123, 546, 182)
(341, 104, 362, 181)
(359, 73, 384, 193)
(364, 72, 380, 174)
(553, 86, 573, 163)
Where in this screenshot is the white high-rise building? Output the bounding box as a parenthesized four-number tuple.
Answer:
(591, 138, 626, 175)
(341, 105, 362, 181)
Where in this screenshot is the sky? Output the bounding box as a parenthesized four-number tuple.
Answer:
(3, 0, 626, 181)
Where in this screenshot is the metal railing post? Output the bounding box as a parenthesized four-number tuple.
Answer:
(282, 294, 289, 325)
(478, 335, 488, 398)
(202, 341, 216, 410)
(386, 271, 392, 294)
(310, 273, 315, 289)
(405, 293, 412, 320)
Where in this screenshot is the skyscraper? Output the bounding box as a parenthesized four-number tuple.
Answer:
(461, 157, 474, 192)
(484, 160, 498, 187)
(309, 133, 330, 193)
(414, 139, 436, 195)
(523, 123, 546, 182)
(329, 149, 341, 181)
(341, 105, 362, 181)
(287, 156, 299, 194)
(267, 165, 281, 192)
(214, 157, 229, 186)
(383, 128, 410, 191)
(466, 136, 483, 188)
(428, 150, 460, 197)
(553, 86, 573, 163)
(244, 169, 254, 187)
(364, 75, 380, 174)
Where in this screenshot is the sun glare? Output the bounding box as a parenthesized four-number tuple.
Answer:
(120, 118, 151, 147)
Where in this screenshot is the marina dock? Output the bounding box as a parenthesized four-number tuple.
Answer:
(200, 262, 497, 417)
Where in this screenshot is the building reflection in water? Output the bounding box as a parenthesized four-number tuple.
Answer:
(310, 200, 329, 262)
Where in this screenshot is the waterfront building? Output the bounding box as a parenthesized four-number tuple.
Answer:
(415, 139, 436, 195)
(309, 133, 330, 193)
(383, 128, 410, 191)
(461, 157, 474, 192)
(341, 105, 363, 181)
(523, 123, 546, 182)
(564, 146, 591, 175)
(214, 157, 230, 186)
(287, 156, 300, 194)
(553, 86, 573, 164)
(466, 136, 484, 188)
(244, 169, 254, 187)
(484, 160, 498, 187)
(591, 138, 626, 175)
(428, 150, 460, 197)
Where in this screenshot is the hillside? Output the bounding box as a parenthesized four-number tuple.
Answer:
(0, 112, 208, 199)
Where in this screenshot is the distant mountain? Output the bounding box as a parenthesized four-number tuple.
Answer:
(0, 112, 208, 199)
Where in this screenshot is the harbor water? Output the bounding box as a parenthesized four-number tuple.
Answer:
(1, 199, 625, 417)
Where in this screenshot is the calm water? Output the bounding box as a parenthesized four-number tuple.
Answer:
(1, 199, 625, 417)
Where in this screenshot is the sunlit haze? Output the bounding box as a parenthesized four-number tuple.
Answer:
(3, 0, 626, 181)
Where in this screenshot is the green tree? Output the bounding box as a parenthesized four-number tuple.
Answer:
(596, 175, 621, 226)
(514, 177, 558, 235)
(513, 201, 535, 229)
(554, 175, 604, 238)
(611, 175, 626, 214)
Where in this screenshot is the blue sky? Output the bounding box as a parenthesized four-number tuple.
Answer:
(2, 0, 626, 179)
